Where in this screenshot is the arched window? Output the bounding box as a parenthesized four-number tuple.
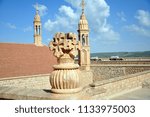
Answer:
(82, 34, 85, 46)
(36, 26, 38, 35)
(86, 35, 88, 45)
(38, 26, 40, 35)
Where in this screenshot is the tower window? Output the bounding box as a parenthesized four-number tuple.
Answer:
(82, 34, 85, 46)
(39, 26, 41, 35)
(86, 35, 88, 45)
(36, 26, 38, 35)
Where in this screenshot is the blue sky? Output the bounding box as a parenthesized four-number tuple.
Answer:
(0, 0, 150, 53)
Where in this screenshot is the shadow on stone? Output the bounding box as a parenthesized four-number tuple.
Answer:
(43, 89, 52, 93)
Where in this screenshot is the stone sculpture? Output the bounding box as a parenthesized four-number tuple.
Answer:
(49, 32, 81, 94)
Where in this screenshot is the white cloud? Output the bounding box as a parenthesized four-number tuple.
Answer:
(125, 24, 150, 37)
(117, 11, 126, 22)
(23, 26, 32, 32)
(44, 0, 120, 43)
(33, 4, 48, 16)
(59, 5, 77, 19)
(6, 23, 16, 29)
(124, 9, 150, 38)
(135, 10, 150, 27)
(44, 5, 77, 33)
(65, 0, 80, 8)
(44, 20, 58, 32)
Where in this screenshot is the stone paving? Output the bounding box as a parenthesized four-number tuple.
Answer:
(0, 86, 150, 100)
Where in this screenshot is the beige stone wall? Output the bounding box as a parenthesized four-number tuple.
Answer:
(0, 71, 93, 90)
(79, 70, 93, 87)
(0, 65, 149, 92)
(0, 74, 50, 89)
(91, 60, 150, 64)
(142, 79, 150, 89)
(91, 66, 125, 81)
(91, 65, 150, 81)
(88, 70, 150, 99)
(125, 66, 150, 75)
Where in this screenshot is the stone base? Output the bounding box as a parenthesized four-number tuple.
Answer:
(49, 91, 90, 100)
(50, 87, 82, 94)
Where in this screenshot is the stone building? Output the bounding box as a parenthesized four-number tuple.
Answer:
(33, 4, 42, 46)
(78, 0, 90, 71)
(0, 5, 57, 89)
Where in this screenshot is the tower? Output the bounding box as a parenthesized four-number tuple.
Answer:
(78, 0, 90, 70)
(33, 3, 42, 46)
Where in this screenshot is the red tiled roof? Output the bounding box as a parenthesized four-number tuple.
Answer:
(0, 43, 57, 78)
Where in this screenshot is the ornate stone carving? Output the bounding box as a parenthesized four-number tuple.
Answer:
(49, 32, 81, 94)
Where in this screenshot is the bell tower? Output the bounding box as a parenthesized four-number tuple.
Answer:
(33, 3, 42, 46)
(78, 0, 90, 70)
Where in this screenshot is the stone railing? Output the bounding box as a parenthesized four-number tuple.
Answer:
(87, 70, 150, 99)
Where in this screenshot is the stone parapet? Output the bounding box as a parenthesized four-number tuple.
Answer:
(0, 71, 93, 90)
(142, 79, 150, 89)
(91, 60, 150, 64)
(87, 70, 150, 99)
(0, 74, 50, 89)
(91, 65, 150, 81)
(1, 71, 149, 100)
(79, 70, 93, 87)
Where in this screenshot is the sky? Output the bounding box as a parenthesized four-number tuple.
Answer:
(0, 0, 150, 53)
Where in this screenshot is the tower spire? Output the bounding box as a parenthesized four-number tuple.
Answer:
(33, 3, 42, 46)
(78, 0, 90, 71)
(81, 0, 85, 14)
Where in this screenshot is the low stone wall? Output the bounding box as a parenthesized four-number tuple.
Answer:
(79, 70, 93, 87)
(91, 65, 150, 81)
(142, 79, 150, 89)
(0, 70, 150, 100)
(0, 74, 50, 89)
(91, 60, 150, 64)
(88, 70, 150, 99)
(0, 71, 93, 90)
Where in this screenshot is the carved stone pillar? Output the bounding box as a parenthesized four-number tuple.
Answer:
(49, 32, 81, 94)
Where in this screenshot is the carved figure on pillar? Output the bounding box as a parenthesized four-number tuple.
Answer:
(49, 32, 81, 94)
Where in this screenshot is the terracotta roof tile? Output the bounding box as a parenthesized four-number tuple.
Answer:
(0, 43, 57, 78)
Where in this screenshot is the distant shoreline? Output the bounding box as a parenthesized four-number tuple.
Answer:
(91, 51, 150, 58)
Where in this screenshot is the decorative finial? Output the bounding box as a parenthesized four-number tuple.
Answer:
(35, 3, 39, 14)
(49, 33, 82, 94)
(50, 32, 81, 59)
(81, 0, 85, 14)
